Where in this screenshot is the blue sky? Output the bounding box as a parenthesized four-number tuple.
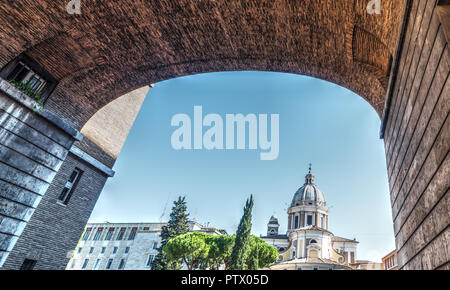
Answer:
(88, 71, 395, 262)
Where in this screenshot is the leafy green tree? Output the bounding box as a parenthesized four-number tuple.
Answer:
(230, 195, 254, 270)
(245, 235, 279, 269)
(151, 196, 190, 270)
(164, 232, 211, 270)
(206, 234, 235, 270)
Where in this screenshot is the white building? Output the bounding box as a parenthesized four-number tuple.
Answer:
(262, 166, 360, 270)
(66, 221, 222, 270)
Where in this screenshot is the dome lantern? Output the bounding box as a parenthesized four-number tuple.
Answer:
(291, 165, 326, 207)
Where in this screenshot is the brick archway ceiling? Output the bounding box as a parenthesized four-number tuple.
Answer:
(0, 0, 404, 130)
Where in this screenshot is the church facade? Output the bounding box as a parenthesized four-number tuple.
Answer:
(261, 167, 359, 270)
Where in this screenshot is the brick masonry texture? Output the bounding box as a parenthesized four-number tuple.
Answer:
(0, 1, 405, 130)
(0, 0, 448, 270)
(1, 153, 108, 270)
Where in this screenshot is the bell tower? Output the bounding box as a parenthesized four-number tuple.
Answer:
(267, 215, 280, 236)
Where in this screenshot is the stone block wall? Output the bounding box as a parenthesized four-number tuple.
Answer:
(1, 153, 109, 270)
(0, 79, 79, 267)
(383, 0, 449, 269)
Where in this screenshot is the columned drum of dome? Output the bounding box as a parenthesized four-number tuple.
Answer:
(288, 166, 329, 232)
(262, 166, 362, 270)
(0, 0, 448, 269)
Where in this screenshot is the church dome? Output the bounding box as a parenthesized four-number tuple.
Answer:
(292, 166, 326, 205)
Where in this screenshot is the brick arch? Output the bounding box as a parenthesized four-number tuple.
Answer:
(0, 0, 405, 130)
(1, 0, 448, 271)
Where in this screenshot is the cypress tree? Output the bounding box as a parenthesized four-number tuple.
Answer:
(230, 194, 254, 270)
(151, 196, 190, 270)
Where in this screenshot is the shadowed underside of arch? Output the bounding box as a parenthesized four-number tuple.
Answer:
(0, 0, 404, 129)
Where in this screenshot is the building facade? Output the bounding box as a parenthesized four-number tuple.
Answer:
(262, 167, 361, 270)
(382, 250, 398, 270)
(351, 260, 384, 270)
(66, 221, 222, 270)
(0, 1, 448, 270)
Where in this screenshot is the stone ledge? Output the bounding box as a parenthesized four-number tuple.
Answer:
(0, 78, 83, 142)
(69, 146, 115, 177)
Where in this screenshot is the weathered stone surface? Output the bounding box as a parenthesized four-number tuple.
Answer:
(0, 181, 42, 208)
(0, 0, 448, 270)
(385, 0, 435, 163)
(1, 153, 108, 270)
(386, 10, 441, 182)
(0, 92, 75, 267)
(80, 86, 149, 160)
(0, 143, 57, 182)
(0, 129, 63, 170)
(385, 0, 450, 269)
(0, 1, 406, 130)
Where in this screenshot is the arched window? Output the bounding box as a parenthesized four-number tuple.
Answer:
(310, 239, 317, 244)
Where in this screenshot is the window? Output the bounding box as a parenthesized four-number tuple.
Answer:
(310, 239, 317, 244)
(117, 228, 126, 240)
(152, 242, 158, 249)
(113, 247, 118, 254)
(89, 247, 94, 254)
(93, 259, 101, 270)
(70, 259, 76, 269)
(82, 259, 89, 269)
(105, 228, 114, 240)
(118, 259, 125, 270)
(77, 247, 82, 253)
(105, 259, 113, 270)
(20, 259, 37, 270)
(146, 255, 154, 267)
(93, 228, 103, 241)
(321, 216, 324, 228)
(313, 267, 319, 270)
(125, 247, 130, 253)
(128, 227, 137, 240)
(101, 247, 106, 254)
(297, 267, 302, 270)
(58, 168, 83, 205)
(1, 54, 58, 102)
(82, 228, 91, 240)
(270, 229, 275, 235)
(294, 216, 299, 228)
(307, 215, 313, 226)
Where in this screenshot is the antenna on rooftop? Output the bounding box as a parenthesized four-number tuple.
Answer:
(159, 194, 171, 222)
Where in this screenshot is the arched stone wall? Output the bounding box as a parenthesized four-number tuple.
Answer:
(0, 0, 448, 269)
(0, 0, 405, 129)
